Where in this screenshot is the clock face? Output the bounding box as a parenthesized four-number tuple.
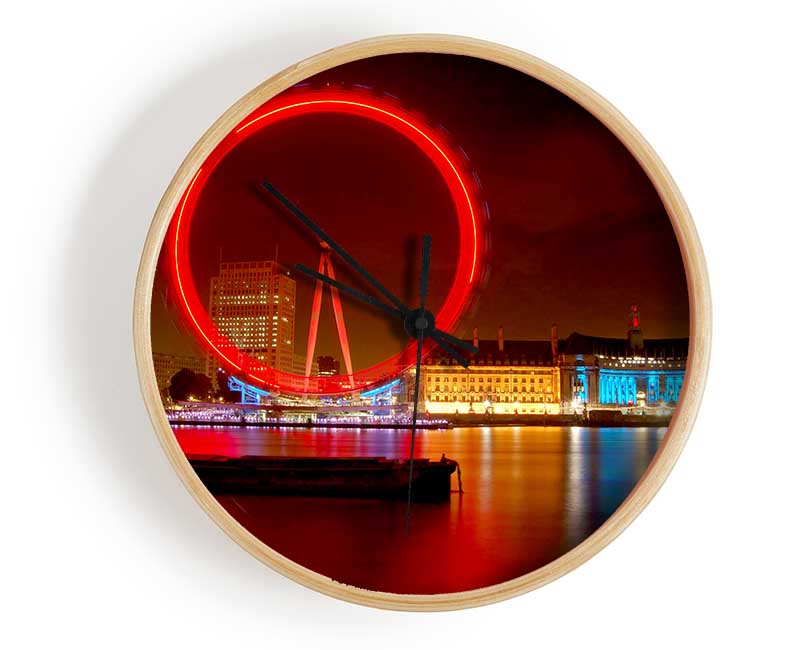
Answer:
(143, 44, 700, 605)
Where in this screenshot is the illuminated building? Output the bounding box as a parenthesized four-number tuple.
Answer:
(317, 355, 340, 377)
(421, 327, 561, 415)
(292, 354, 317, 376)
(152, 352, 207, 390)
(558, 306, 688, 409)
(206, 260, 296, 375)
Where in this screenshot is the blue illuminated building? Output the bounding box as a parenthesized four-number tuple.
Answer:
(558, 305, 689, 409)
(597, 367, 684, 406)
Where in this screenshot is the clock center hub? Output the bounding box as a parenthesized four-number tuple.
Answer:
(405, 308, 436, 338)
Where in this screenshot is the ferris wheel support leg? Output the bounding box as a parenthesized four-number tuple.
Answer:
(325, 254, 355, 387)
(304, 254, 326, 390)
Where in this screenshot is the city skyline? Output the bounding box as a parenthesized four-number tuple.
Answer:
(153, 254, 688, 377)
(151, 53, 688, 371)
(154, 281, 686, 396)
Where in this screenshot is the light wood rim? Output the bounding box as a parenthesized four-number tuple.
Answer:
(133, 34, 711, 611)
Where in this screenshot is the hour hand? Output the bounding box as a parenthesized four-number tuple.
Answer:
(433, 329, 478, 355)
(430, 331, 470, 368)
(295, 265, 474, 367)
(294, 263, 404, 320)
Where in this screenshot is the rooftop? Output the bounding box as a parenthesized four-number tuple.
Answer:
(560, 332, 689, 358)
(426, 338, 555, 366)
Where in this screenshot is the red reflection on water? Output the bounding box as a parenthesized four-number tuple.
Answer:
(173, 425, 663, 594)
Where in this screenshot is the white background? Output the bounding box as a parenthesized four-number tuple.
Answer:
(3, 1, 798, 648)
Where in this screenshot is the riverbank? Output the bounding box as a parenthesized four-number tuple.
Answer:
(449, 411, 673, 428)
(169, 410, 673, 429)
(169, 419, 449, 429)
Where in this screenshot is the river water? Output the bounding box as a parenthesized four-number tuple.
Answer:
(173, 425, 665, 594)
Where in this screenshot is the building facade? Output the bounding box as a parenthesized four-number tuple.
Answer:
(152, 352, 207, 391)
(206, 260, 296, 376)
(420, 308, 688, 415)
(558, 306, 689, 410)
(292, 354, 317, 377)
(421, 327, 561, 415)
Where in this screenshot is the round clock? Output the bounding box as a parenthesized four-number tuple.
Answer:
(134, 35, 710, 610)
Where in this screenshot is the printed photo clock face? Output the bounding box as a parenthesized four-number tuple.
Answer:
(139, 39, 709, 609)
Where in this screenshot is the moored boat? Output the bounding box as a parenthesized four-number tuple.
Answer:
(187, 454, 458, 501)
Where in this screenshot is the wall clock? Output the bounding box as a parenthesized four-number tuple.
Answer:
(134, 34, 711, 610)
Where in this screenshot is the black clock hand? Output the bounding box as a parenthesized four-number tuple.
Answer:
(265, 180, 478, 368)
(294, 263, 404, 320)
(405, 234, 432, 535)
(430, 330, 470, 368)
(297, 257, 474, 369)
(262, 181, 409, 315)
(431, 329, 478, 355)
(294, 263, 477, 360)
(419, 233, 432, 306)
(266, 182, 468, 529)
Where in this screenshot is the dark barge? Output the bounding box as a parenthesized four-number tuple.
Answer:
(187, 454, 459, 501)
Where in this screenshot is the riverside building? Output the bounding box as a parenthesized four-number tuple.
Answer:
(421, 326, 561, 415)
(558, 305, 689, 410)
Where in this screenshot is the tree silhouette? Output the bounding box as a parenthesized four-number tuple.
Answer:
(168, 368, 212, 402)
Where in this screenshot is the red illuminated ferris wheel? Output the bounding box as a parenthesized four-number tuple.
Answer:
(166, 86, 489, 395)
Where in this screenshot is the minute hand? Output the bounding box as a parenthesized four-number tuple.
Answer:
(262, 181, 410, 315)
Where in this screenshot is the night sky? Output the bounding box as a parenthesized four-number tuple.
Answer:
(152, 53, 689, 371)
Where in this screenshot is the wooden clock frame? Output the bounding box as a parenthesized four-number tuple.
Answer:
(133, 34, 711, 611)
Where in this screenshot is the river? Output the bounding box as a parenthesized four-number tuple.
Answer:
(173, 425, 665, 594)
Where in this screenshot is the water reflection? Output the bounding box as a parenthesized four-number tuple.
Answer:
(174, 425, 665, 594)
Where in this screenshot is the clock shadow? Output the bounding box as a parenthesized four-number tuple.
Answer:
(57, 26, 402, 624)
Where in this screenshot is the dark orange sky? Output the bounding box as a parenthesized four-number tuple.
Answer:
(152, 53, 689, 370)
